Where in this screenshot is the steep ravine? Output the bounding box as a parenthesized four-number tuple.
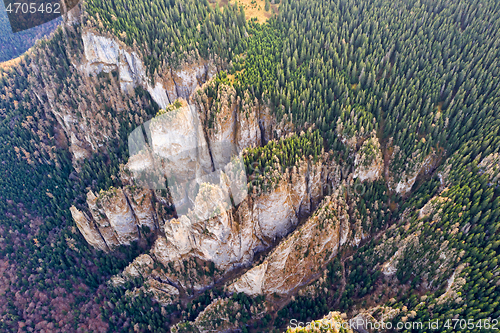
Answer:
(68, 26, 330, 311)
(65, 21, 431, 333)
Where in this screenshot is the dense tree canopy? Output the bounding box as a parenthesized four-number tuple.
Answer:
(1, 0, 500, 331)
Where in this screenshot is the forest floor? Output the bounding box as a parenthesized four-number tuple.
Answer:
(212, 0, 280, 24)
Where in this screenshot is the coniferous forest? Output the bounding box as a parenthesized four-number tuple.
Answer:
(1, 0, 500, 332)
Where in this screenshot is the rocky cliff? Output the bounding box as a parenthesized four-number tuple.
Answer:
(81, 31, 218, 108)
(36, 26, 220, 166)
(230, 192, 350, 296)
(70, 51, 300, 254)
(70, 206, 108, 251)
(103, 153, 341, 302)
(194, 81, 294, 154)
(63, 11, 449, 331)
(71, 186, 158, 251)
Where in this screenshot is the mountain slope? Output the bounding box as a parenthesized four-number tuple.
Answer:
(0, 0, 499, 332)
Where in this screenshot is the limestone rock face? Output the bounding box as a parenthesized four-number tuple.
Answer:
(162, 57, 218, 104)
(170, 58, 215, 101)
(82, 32, 122, 75)
(111, 254, 180, 305)
(82, 30, 218, 108)
(95, 187, 139, 244)
(86, 191, 121, 250)
(236, 96, 262, 151)
(147, 101, 213, 182)
(151, 179, 260, 271)
(205, 85, 239, 167)
(149, 236, 182, 267)
(123, 186, 157, 231)
(353, 136, 384, 182)
(233, 198, 268, 257)
(141, 279, 180, 305)
(146, 81, 171, 110)
(121, 254, 155, 279)
(125, 149, 156, 177)
(42, 30, 219, 165)
(253, 179, 300, 239)
(310, 161, 325, 207)
(192, 84, 294, 170)
(70, 206, 108, 251)
(230, 193, 350, 296)
(74, 188, 159, 251)
(249, 158, 334, 242)
(80, 150, 341, 295)
(194, 84, 262, 161)
(82, 31, 154, 98)
(114, 155, 338, 295)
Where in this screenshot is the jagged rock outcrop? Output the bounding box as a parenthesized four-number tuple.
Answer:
(124, 279, 180, 306)
(353, 136, 384, 182)
(102, 153, 340, 303)
(167, 57, 218, 101)
(82, 30, 169, 105)
(84, 190, 120, 249)
(81, 31, 218, 109)
(71, 187, 159, 251)
(91, 187, 138, 244)
(308, 160, 326, 209)
(196, 84, 241, 167)
(126, 170, 308, 293)
(152, 179, 249, 270)
(123, 186, 157, 231)
(70, 206, 108, 251)
(236, 94, 263, 151)
(110, 254, 181, 305)
(230, 192, 350, 296)
(149, 155, 336, 272)
(43, 27, 218, 164)
(147, 99, 213, 182)
(82, 32, 127, 77)
(194, 84, 294, 157)
(32, 27, 219, 167)
(247, 157, 329, 239)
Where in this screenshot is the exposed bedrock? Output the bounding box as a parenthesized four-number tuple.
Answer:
(230, 191, 350, 296)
